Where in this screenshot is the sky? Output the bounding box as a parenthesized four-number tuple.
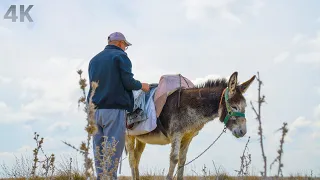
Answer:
(0, 0, 320, 177)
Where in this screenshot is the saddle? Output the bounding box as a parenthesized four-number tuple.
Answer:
(154, 74, 195, 117)
(125, 74, 195, 136)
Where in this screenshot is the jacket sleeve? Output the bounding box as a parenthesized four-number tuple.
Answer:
(117, 54, 142, 90)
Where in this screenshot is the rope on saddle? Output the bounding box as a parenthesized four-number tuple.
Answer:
(178, 74, 182, 108)
(177, 74, 192, 108)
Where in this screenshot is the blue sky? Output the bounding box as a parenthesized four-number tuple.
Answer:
(0, 0, 320, 177)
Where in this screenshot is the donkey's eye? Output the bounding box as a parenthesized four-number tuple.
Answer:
(231, 106, 238, 110)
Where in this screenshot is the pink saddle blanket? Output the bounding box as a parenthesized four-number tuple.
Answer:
(154, 74, 195, 118)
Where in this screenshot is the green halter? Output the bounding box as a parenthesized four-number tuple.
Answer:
(223, 88, 245, 125)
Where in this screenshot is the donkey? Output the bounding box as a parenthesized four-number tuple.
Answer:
(125, 72, 256, 180)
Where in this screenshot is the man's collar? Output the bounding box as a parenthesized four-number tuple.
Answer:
(105, 45, 125, 53)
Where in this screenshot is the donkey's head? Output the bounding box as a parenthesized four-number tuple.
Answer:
(218, 72, 255, 138)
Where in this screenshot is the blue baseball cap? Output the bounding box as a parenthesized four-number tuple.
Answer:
(108, 32, 132, 46)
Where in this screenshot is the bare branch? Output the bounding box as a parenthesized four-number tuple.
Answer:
(62, 141, 85, 155)
(251, 71, 267, 177)
(250, 101, 259, 117)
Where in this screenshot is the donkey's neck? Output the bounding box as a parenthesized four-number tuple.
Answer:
(186, 87, 225, 124)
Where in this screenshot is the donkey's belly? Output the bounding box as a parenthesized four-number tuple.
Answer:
(135, 130, 170, 145)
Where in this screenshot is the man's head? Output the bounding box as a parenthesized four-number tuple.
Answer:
(108, 32, 132, 51)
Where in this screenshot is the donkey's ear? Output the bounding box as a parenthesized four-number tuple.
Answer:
(228, 71, 238, 96)
(239, 75, 256, 94)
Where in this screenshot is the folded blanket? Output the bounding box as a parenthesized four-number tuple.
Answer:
(126, 84, 158, 135)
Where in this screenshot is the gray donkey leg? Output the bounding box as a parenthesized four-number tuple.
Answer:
(166, 133, 182, 180)
(177, 136, 193, 180)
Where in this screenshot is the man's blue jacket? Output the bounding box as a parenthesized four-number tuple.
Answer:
(87, 45, 142, 112)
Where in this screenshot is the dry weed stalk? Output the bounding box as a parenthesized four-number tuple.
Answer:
(31, 132, 43, 177)
(250, 71, 267, 177)
(29, 132, 56, 179)
(54, 155, 84, 179)
(270, 122, 289, 177)
(69, 157, 73, 180)
(0, 154, 33, 178)
(63, 69, 98, 179)
(41, 154, 55, 178)
(31, 132, 55, 178)
(62, 141, 85, 155)
(202, 164, 208, 178)
(236, 136, 252, 176)
(79, 69, 98, 178)
(94, 136, 119, 179)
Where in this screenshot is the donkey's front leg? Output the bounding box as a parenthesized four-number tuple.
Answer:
(177, 136, 193, 180)
(166, 133, 182, 180)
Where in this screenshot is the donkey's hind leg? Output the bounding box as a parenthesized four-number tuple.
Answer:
(166, 133, 182, 180)
(134, 139, 146, 180)
(125, 135, 137, 179)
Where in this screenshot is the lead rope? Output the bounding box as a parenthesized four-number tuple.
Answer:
(173, 126, 227, 178)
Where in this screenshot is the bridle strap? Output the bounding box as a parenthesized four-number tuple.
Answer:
(220, 87, 246, 125)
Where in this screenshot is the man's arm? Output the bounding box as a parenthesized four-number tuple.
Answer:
(117, 54, 142, 90)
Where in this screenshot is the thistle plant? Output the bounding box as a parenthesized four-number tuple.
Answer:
(30, 132, 56, 179)
(31, 132, 43, 177)
(270, 122, 289, 177)
(94, 136, 119, 179)
(63, 69, 98, 179)
(236, 136, 252, 176)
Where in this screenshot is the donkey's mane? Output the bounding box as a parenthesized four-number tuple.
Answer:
(194, 78, 228, 89)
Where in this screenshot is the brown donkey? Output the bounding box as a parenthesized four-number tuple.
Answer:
(125, 72, 256, 180)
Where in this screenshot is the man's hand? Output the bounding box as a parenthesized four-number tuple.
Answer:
(141, 83, 150, 92)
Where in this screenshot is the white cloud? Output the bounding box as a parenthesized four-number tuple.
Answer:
(183, 0, 241, 23)
(295, 52, 320, 65)
(292, 33, 306, 45)
(192, 74, 223, 85)
(308, 31, 320, 50)
(312, 131, 320, 139)
(274, 51, 290, 63)
(0, 26, 12, 38)
(246, 0, 265, 17)
(316, 87, 320, 96)
(48, 122, 71, 132)
(0, 76, 12, 84)
(290, 116, 312, 132)
(17, 145, 33, 153)
(221, 10, 242, 24)
(0, 102, 35, 123)
(314, 104, 320, 122)
(0, 101, 8, 110)
(17, 57, 87, 116)
(291, 31, 320, 66)
(0, 107, 35, 124)
(22, 99, 73, 115)
(287, 116, 312, 142)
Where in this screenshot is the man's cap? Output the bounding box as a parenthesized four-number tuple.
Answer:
(108, 32, 132, 46)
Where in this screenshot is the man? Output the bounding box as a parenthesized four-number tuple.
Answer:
(87, 32, 149, 179)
